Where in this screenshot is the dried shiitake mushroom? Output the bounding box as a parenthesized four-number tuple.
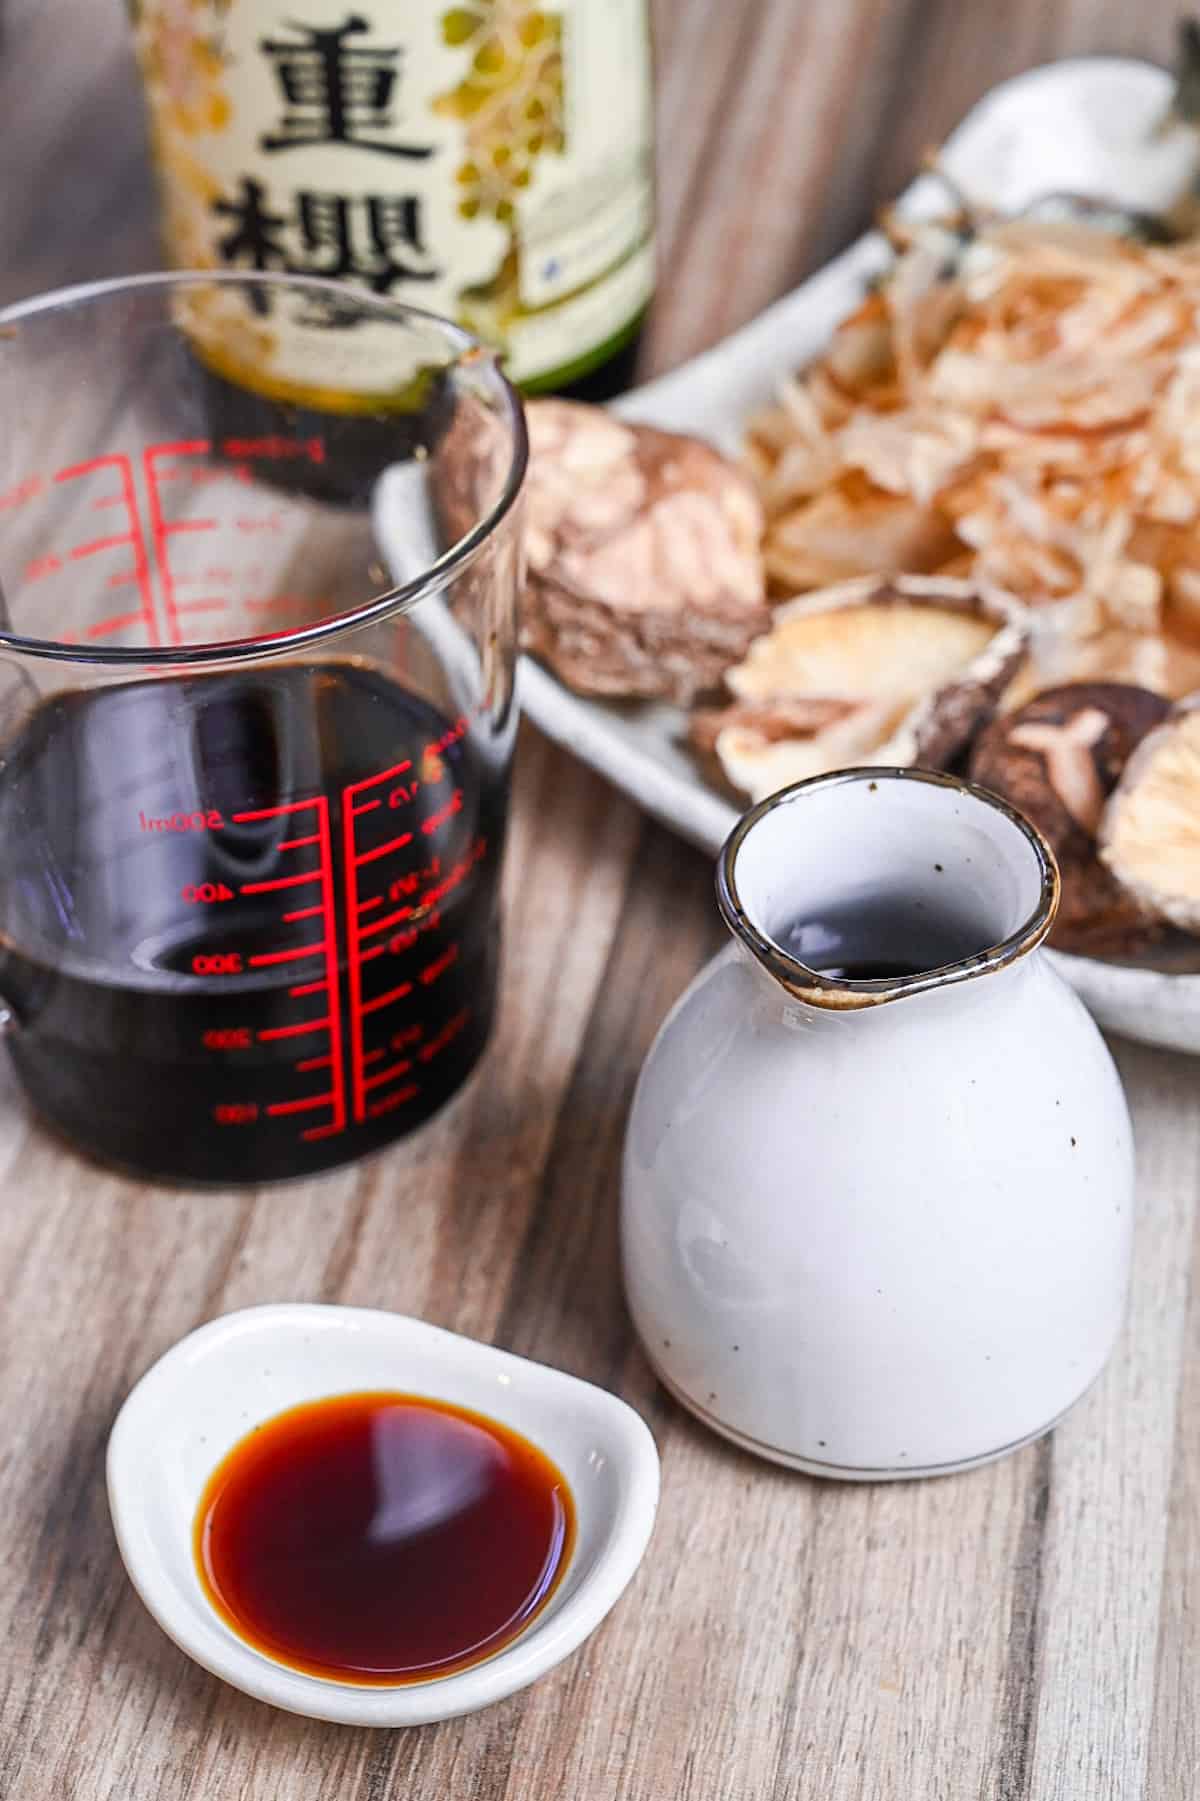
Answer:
(1099, 703, 1200, 933)
(970, 682, 1171, 955)
(518, 400, 768, 704)
(692, 574, 1026, 803)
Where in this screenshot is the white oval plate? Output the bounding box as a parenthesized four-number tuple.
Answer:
(107, 1304, 660, 1726)
(510, 58, 1200, 1054)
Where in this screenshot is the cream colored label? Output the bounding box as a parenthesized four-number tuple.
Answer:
(133, 0, 655, 396)
(506, 240, 653, 380)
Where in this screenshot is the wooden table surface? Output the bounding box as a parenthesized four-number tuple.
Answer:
(2, 3, 1199, 1797)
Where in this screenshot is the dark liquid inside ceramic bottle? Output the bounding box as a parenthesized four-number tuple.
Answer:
(786, 895, 992, 981)
(0, 663, 506, 1184)
(195, 1391, 574, 1684)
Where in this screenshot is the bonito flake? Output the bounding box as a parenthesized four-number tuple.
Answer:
(745, 218, 1200, 698)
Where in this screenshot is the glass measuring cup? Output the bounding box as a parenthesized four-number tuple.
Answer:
(0, 274, 525, 1185)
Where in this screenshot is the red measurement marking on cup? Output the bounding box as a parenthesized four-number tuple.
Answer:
(141, 438, 325, 644)
(361, 980, 412, 1016)
(53, 455, 158, 644)
(244, 595, 317, 615)
(228, 793, 347, 1143)
(27, 434, 331, 647)
(0, 474, 45, 512)
(221, 434, 325, 465)
(189, 780, 489, 1148)
(341, 759, 433, 1126)
(419, 1008, 470, 1065)
(142, 441, 219, 646)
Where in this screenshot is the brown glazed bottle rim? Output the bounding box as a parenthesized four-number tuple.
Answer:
(716, 765, 1061, 1012)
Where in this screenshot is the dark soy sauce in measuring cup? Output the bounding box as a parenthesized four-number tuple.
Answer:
(0, 662, 506, 1183)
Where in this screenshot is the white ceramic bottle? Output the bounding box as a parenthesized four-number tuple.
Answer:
(621, 769, 1135, 1479)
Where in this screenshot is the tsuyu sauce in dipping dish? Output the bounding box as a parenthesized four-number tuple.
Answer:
(194, 1391, 575, 1685)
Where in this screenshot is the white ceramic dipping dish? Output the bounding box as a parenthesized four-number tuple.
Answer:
(107, 1303, 660, 1726)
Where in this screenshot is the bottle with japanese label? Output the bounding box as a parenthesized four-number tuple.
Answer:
(130, 1, 656, 408)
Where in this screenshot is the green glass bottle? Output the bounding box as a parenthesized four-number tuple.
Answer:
(132, 0, 656, 408)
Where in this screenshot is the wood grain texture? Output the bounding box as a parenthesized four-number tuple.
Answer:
(1, 2, 1198, 1797)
